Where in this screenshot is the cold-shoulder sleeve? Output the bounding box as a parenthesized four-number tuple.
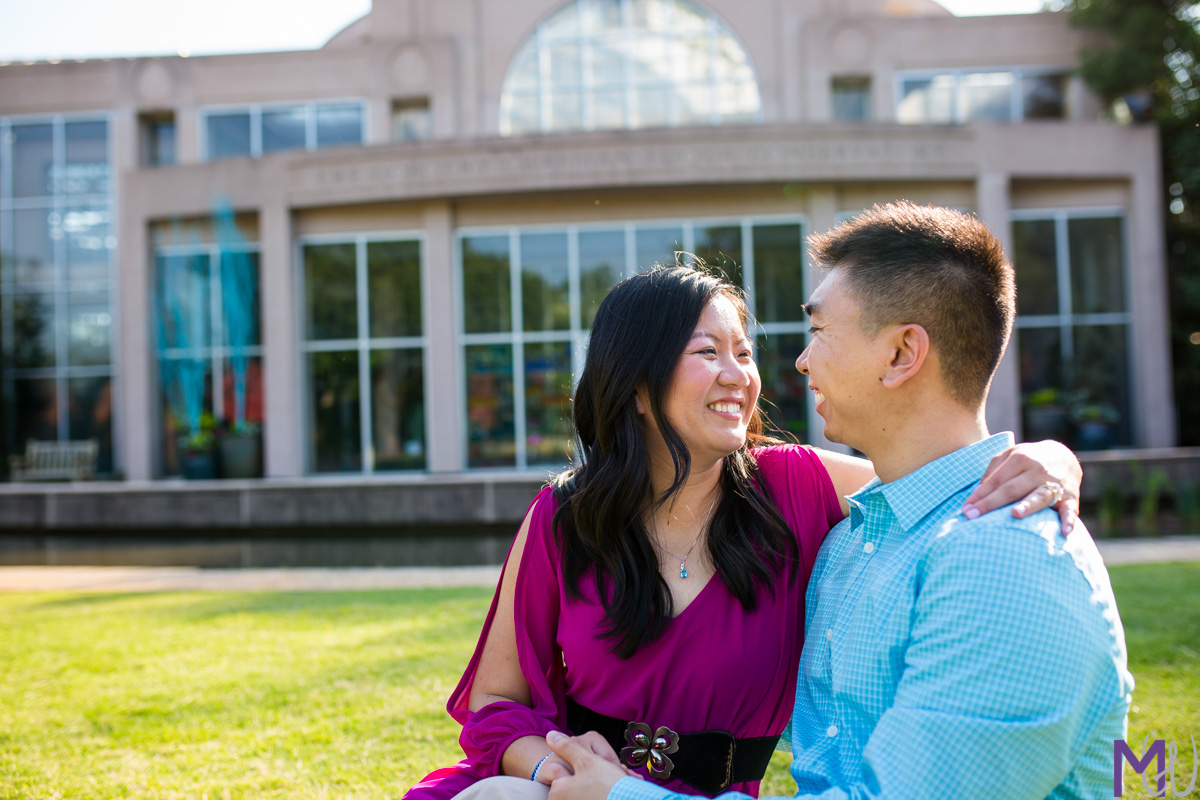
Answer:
(403, 487, 568, 800)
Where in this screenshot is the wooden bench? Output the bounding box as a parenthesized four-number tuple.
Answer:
(8, 439, 99, 482)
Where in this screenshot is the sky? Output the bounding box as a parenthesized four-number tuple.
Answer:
(0, 0, 1049, 63)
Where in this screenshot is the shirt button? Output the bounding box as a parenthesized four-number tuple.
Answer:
(863, 541, 876, 554)
(827, 725, 839, 737)
(826, 628, 833, 641)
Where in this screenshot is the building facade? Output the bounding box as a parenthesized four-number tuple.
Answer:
(0, 0, 1175, 503)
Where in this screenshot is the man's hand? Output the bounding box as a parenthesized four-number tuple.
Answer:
(546, 730, 633, 800)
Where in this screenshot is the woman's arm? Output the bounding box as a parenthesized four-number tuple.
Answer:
(811, 439, 1081, 533)
(467, 500, 574, 784)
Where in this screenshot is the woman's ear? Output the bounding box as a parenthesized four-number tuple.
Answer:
(880, 323, 930, 389)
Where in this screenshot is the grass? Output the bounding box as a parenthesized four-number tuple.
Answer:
(0, 562, 1196, 799)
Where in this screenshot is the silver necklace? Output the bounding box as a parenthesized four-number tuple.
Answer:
(652, 494, 717, 579)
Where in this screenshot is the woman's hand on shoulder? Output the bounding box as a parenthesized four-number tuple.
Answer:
(962, 439, 1081, 534)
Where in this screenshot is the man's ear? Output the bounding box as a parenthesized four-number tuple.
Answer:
(880, 323, 930, 389)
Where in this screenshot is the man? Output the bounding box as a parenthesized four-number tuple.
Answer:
(547, 202, 1133, 799)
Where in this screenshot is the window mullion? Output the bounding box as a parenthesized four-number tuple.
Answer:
(356, 237, 373, 472)
(510, 229, 527, 469)
(210, 246, 226, 422)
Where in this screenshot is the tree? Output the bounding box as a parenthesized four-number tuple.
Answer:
(1053, 0, 1200, 444)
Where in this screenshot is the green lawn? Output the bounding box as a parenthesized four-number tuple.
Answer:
(0, 562, 1196, 800)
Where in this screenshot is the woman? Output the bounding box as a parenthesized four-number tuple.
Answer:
(405, 267, 1079, 800)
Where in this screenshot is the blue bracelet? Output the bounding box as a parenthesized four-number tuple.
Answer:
(531, 753, 552, 782)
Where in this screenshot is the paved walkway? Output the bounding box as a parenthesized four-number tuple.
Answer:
(1, 536, 1197, 592)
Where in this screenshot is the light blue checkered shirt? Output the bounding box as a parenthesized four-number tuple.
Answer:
(611, 433, 1133, 800)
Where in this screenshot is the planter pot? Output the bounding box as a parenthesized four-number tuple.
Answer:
(1075, 421, 1113, 451)
(179, 450, 217, 480)
(219, 432, 262, 479)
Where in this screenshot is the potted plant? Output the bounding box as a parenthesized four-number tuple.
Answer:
(1023, 387, 1069, 441)
(1069, 396, 1119, 451)
(177, 413, 218, 480)
(219, 421, 262, 479)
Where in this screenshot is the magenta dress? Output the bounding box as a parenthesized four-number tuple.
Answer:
(405, 446, 842, 800)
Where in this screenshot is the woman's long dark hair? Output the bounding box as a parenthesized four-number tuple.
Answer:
(552, 265, 798, 659)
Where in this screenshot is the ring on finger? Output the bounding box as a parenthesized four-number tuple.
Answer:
(1041, 480, 1064, 505)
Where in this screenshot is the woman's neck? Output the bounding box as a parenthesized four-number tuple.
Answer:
(647, 457, 723, 529)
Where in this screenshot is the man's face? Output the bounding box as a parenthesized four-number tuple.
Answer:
(795, 268, 891, 449)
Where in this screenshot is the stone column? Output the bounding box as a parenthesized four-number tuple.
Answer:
(115, 177, 154, 480)
(975, 170, 1022, 439)
(259, 195, 302, 477)
(1127, 131, 1175, 447)
(422, 200, 463, 473)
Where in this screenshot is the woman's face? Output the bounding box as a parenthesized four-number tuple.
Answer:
(640, 294, 761, 466)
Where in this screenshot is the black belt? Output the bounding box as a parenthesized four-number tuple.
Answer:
(566, 698, 780, 795)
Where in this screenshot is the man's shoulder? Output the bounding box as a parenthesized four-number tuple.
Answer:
(918, 502, 1118, 615)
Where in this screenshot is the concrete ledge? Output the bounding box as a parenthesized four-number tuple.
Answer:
(0, 475, 548, 530)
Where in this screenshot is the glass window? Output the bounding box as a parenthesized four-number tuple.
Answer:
(831, 76, 871, 122)
(13, 379, 58, 444)
(154, 239, 263, 477)
(752, 223, 804, 324)
(693, 224, 742, 286)
(67, 291, 111, 367)
(367, 240, 423, 338)
(11, 124, 53, 198)
(370, 349, 426, 471)
(961, 72, 1016, 122)
(206, 112, 253, 160)
(12, 208, 55, 285)
(457, 216, 812, 468)
(635, 226, 683, 269)
(756, 332, 809, 442)
(68, 375, 113, 474)
(578, 229, 625, 328)
(63, 121, 109, 195)
(1017, 326, 1066, 440)
(304, 243, 358, 341)
(301, 236, 426, 473)
(261, 106, 307, 154)
(499, 0, 761, 135)
(315, 103, 363, 149)
(1013, 213, 1132, 449)
(524, 341, 574, 467)
(1068, 216, 1125, 315)
(392, 99, 433, 142)
(521, 233, 570, 332)
(12, 293, 56, 369)
(1023, 73, 1068, 119)
(466, 344, 516, 468)
(462, 235, 513, 334)
(1012, 218, 1058, 316)
(898, 70, 1070, 124)
(897, 76, 955, 125)
(63, 205, 111, 282)
(308, 351, 362, 473)
(142, 115, 177, 167)
(2, 115, 116, 474)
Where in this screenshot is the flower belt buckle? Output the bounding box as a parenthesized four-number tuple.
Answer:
(621, 721, 680, 780)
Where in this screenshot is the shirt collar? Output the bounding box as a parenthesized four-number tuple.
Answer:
(847, 432, 1016, 532)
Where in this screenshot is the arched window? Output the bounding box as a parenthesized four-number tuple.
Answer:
(500, 0, 762, 136)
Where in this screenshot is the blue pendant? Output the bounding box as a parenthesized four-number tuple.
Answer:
(680, 566, 688, 578)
